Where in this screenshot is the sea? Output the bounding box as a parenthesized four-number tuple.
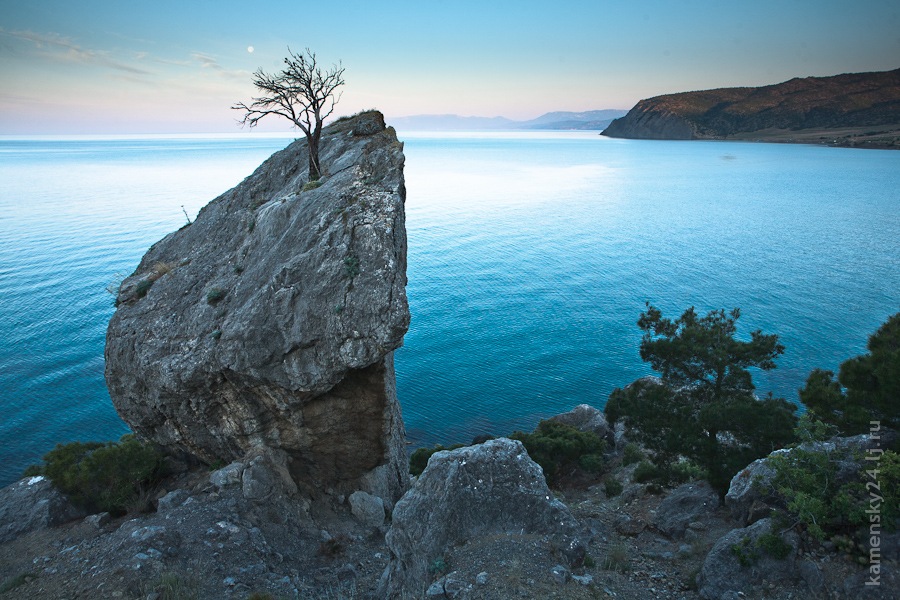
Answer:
(1, 131, 898, 487)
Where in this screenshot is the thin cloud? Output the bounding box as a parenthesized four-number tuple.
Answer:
(191, 52, 224, 71)
(190, 51, 251, 80)
(0, 28, 152, 76)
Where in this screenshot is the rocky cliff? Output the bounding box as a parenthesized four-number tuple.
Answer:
(603, 68, 900, 148)
(105, 110, 410, 504)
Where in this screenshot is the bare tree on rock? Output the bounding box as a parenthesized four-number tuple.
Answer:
(233, 48, 345, 180)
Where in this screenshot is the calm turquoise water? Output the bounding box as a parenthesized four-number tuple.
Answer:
(1, 132, 898, 485)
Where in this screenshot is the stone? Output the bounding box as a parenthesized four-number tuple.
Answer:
(348, 490, 385, 527)
(550, 564, 570, 585)
(352, 111, 386, 136)
(475, 571, 489, 586)
(696, 518, 799, 599)
(85, 512, 111, 528)
(426, 572, 466, 598)
(241, 451, 297, 501)
(105, 111, 410, 504)
(0, 476, 87, 543)
(652, 481, 719, 538)
(550, 404, 615, 449)
(210, 463, 245, 488)
(378, 439, 580, 598)
(556, 534, 587, 568)
(725, 454, 780, 525)
(572, 573, 593, 586)
(156, 490, 189, 513)
(335, 563, 357, 583)
(614, 515, 646, 536)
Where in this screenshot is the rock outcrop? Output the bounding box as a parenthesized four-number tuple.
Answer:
(105, 111, 410, 504)
(696, 517, 803, 599)
(0, 476, 87, 543)
(652, 481, 719, 539)
(603, 68, 900, 148)
(725, 433, 892, 525)
(379, 438, 582, 598)
(550, 404, 615, 450)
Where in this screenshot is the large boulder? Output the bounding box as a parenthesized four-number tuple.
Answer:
(0, 476, 87, 543)
(105, 111, 410, 504)
(379, 438, 580, 598)
(550, 404, 615, 449)
(696, 517, 801, 599)
(652, 481, 719, 538)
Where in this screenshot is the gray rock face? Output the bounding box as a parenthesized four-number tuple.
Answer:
(0, 476, 87, 543)
(697, 517, 800, 600)
(550, 404, 615, 449)
(379, 438, 580, 598)
(105, 111, 409, 504)
(349, 490, 385, 527)
(653, 481, 719, 538)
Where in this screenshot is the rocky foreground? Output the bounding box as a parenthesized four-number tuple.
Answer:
(1, 407, 896, 599)
(602, 68, 900, 149)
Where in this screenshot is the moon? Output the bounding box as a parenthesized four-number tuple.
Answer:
(247, 46, 254, 53)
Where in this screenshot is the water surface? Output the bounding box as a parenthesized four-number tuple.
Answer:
(1, 132, 897, 485)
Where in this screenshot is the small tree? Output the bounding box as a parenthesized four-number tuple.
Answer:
(800, 312, 900, 434)
(233, 48, 345, 180)
(605, 304, 797, 496)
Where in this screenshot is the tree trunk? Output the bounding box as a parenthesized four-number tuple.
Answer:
(307, 123, 323, 180)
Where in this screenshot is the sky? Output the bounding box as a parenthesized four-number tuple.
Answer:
(1, 0, 898, 134)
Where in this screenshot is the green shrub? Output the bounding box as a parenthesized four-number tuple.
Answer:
(622, 442, 644, 466)
(429, 557, 448, 576)
(206, 287, 226, 304)
(578, 453, 605, 473)
(302, 179, 323, 192)
(800, 312, 900, 434)
(604, 478, 623, 497)
(343, 256, 360, 279)
(730, 536, 758, 567)
(765, 429, 899, 541)
(409, 443, 465, 476)
(670, 459, 708, 484)
(510, 420, 606, 487)
(632, 460, 661, 483)
(30, 435, 164, 515)
(756, 532, 792, 560)
(730, 529, 792, 567)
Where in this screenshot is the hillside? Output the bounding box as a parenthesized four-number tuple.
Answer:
(602, 68, 900, 149)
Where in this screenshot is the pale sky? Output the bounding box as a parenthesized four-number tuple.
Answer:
(1, 0, 898, 134)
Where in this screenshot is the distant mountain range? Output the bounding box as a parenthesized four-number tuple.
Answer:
(390, 110, 628, 131)
(602, 68, 900, 149)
